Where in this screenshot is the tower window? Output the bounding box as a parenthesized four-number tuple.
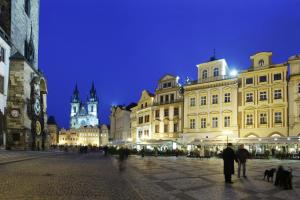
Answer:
(73, 106, 76, 113)
(91, 105, 94, 112)
(202, 70, 208, 79)
(258, 59, 264, 67)
(0, 47, 5, 63)
(213, 68, 219, 77)
(25, 0, 31, 16)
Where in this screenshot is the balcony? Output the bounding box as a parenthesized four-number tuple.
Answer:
(153, 98, 183, 106)
(187, 75, 235, 85)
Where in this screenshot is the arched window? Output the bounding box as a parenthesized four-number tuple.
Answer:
(202, 70, 208, 79)
(25, 0, 31, 16)
(258, 59, 264, 67)
(213, 68, 219, 77)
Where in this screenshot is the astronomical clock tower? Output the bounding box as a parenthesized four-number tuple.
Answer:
(2, 0, 50, 150)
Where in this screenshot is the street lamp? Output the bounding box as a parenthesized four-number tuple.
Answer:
(223, 131, 232, 145)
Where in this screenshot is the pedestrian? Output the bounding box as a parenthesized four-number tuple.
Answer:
(222, 143, 238, 184)
(141, 146, 145, 157)
(236, 144, 250, 178)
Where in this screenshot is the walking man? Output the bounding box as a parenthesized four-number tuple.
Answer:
(222, 143, 238, 184)
(236, 144, 250, 178)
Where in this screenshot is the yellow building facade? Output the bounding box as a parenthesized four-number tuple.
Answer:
(130, 90, 154, 143)
(59, 126, 109, 146)
(238, 52, 288, 138)
(183, 58, 239, 144)
(151, 75, 183, 142)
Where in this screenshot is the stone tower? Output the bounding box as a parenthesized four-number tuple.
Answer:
(0, 0, 40, 68)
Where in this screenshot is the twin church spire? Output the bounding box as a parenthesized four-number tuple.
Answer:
(70, 82, 99, 128)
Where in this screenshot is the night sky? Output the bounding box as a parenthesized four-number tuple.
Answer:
(39, 0, 300, 128)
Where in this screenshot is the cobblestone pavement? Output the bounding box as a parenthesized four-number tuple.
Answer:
(0, 150, 62, 164)
(1, 153, 299, 200)
(120, 156, 300, 200)
(0, 153, 142, 200)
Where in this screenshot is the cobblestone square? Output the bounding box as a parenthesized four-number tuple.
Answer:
(0, 153, 300, 200)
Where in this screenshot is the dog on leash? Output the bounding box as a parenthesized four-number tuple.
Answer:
(274, 166, 293, 190)
(264, 168, 276, 182)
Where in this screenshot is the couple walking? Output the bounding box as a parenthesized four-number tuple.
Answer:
(223, 143, 250, 184)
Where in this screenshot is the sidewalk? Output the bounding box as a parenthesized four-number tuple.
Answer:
(0, 150, 64, 165)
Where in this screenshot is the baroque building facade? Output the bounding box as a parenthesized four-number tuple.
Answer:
(183, 58, 239, 144)
(151, 75, 183, 143)
(238, 52, 288, 138)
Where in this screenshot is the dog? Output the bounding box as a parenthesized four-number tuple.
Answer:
(264, 168, 276, 182)
(274, 166, 293, 190)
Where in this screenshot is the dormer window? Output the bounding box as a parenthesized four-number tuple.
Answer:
(25, 0, 31, 16)
(213, 68, 219, 77)
(258, 59, 264, 67)
(162, 82, 172, 88)
(202, 70, 208, 79)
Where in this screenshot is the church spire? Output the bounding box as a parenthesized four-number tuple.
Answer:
(71, 83, 80, 103)
(89, 81, 97, 101)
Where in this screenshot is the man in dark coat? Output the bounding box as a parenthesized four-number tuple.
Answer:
(222, 143, 238, 183)
(236, 144, 250, 178)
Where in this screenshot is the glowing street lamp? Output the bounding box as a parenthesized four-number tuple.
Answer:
(223, 131, 232, 145)
(230, 69, 238, 77)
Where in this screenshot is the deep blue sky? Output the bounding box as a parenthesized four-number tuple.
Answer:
(39, 0, 300, 128)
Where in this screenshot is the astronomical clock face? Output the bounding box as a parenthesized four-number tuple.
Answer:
(34, 99, 41, 116)
(11, 109, 20, 118)
(35, 121, 42, 136)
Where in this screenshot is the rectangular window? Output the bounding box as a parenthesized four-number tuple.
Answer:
(174, 123, 178, 132)
(155, 110, 160, 118)
(212, 95, 218, 104)
(174, 107, 179, 116)
(274, 73, 282, 81)
(138, 130, 143, 138)
(224, 93, 231, 103)
(138, 117, 143, 124)
(155, 125, 159, 133)
(201, 118, 206, 128)
(170, 94, 175, 102)
(212, 117, 218, 128)
(259, 91, 267, 101)
(144, 130, 149, 137)
(224, 116, 230, 127)
(246, 114, 253, 125)
(190, 97, 195, 107)
(144, 115, 150, 123)
(274, 89, 282, 99)
(275, 112, 282, 123)
(163, 82, 172, 88)
(0, 47, 5, 63)
(259, 75, 267, 83)
(246, 93, 253, 102)
(0, 75, 4, 94)
(190, 119, 195, 129)
(160, 96, 164, 103)
(165, 95, 169, 103)
(164, 109, 169, 117)
(246, 78, 253, 85)
(260, 113, 267, 124)
(164, 124, 169, 133)
(200, 96, 206, 105)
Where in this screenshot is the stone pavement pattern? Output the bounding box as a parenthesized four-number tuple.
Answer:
(0, 150, 62, 164)
(0, 153, 141, 200)
(122, 156, 300, 200)
(0, 153, 300, 200)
